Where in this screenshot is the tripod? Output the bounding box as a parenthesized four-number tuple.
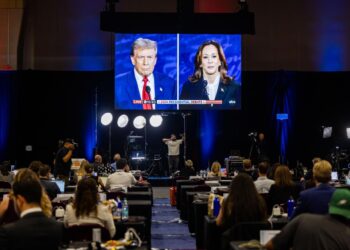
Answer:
(146, 156, 163, 176)
(248, 134, 258, 160)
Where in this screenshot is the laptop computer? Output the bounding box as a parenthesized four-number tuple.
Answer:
(53, 180, 65, 193)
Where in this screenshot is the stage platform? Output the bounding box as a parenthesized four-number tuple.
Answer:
(147, 176, 173, 187)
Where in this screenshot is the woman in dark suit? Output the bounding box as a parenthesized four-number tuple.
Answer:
(180, 40, 241, 109)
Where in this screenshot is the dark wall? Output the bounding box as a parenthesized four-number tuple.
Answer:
(14, 0, 350, 71)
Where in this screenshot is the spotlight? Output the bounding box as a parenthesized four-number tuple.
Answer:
(117, 114, 129, 128)
(322, 126, 332, 139)
(347, 128, 350, 139)
(149, 115, 163, 127)
(101, 113, 113, 126)
(133, 116, 146, 129)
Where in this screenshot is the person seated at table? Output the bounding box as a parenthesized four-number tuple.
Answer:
(110, 153, 121, 173)
(265, 188, 350, 250)
(0, 161, 14, 185)
(255, 161, 275, 193)
(216, 173, 267, 231)
(83, 163, 107, 192)
(0, 168, 53, 224)
(179, 160, 196, 179)
(291, 160, 335, 219)
(72, 159, 88, 184)
(240, 159, 258, 180)
(207, 161, 223, 177)
(28, 160, 44, 176)
(0, 168, 62, 249)
(39, 164, 61, 200)
(268, 165, 302, 213)
(303, 157, 322, 189)
(105, 158, 138, 191)
(64, 178, 116, 238)
(93, 154, 104, 173)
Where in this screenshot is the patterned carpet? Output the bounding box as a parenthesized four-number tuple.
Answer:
(151, 198, 196, 250)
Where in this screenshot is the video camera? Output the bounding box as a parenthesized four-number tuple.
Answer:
(63, 138, 79, 148)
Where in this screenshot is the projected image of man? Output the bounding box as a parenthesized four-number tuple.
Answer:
(115, 38, 176, 110)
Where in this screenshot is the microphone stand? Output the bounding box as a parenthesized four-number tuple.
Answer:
(144, 122, 147, 160)
(181, 112, 191, 161)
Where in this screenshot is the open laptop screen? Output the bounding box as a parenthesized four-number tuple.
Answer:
(53, 180, 65, 193)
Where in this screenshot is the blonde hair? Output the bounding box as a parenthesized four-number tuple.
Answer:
(211, 161, 221, 176)
(185, 160, 193, 168)
(12, 169, 52, 217)
(77, 159, 89, 176)
(313, 160, 332, 183)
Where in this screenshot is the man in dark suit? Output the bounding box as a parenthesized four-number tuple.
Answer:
(115, 38, 177, 110)
(291, 160, 335, 219)
(39, 164, 61, 200)
(0, 168, 63, 250)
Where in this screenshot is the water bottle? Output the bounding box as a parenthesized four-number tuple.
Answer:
(213, 197, 220, 217)
(287, 196, 295, 219)
(122, 198, 129, 221)
(116, 199, 122, 220)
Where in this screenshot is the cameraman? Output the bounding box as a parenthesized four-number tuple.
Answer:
(54, 138, 76, 185)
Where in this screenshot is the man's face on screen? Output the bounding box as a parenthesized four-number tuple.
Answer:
(131, 48, 157, 77)
(200, 44, 221, 76)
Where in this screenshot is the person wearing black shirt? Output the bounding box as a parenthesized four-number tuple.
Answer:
(39, 164, 61, 200)
(54, 138, 75, 184)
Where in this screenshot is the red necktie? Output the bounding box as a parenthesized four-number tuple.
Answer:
(142, 76, 152, 110)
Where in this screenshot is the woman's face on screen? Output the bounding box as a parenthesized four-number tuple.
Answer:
(200, 44, 221, 76)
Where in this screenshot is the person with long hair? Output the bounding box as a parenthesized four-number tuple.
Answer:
(268, 165, 302, 213)
(64, 178, 116, 238)
(207, 161, 223, 177)
(216, 173, 267, 231)
(0, 168, 53, 222)
(0, 168, 62, 249)
(180, 40, 241, 109)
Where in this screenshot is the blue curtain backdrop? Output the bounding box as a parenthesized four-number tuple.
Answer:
(0, 72, 11, 160)
(271, 71, 296, 163)
(199, 110, 218, 169)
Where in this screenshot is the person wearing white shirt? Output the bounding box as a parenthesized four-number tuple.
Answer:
(163, 134, 184, 175)
(105, 158, 137, 191)
(255, 161, 275, 193)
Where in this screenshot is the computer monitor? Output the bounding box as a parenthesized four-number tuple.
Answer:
(331, 171, 339, 181)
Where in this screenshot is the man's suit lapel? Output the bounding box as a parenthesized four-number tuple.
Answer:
(125, 72, 143, 109)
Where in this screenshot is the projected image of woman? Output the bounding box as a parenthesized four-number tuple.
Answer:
(180, 40, 241, 109)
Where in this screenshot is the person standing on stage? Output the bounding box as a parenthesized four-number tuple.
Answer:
(54, 138, 75, 185)
(162, 134, 184, 175)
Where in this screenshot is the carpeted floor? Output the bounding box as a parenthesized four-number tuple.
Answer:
(151, 197, 196, 250)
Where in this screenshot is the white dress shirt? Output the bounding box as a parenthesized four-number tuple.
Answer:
(20, 207, 42, 218)
(205, 74, 220, 100)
